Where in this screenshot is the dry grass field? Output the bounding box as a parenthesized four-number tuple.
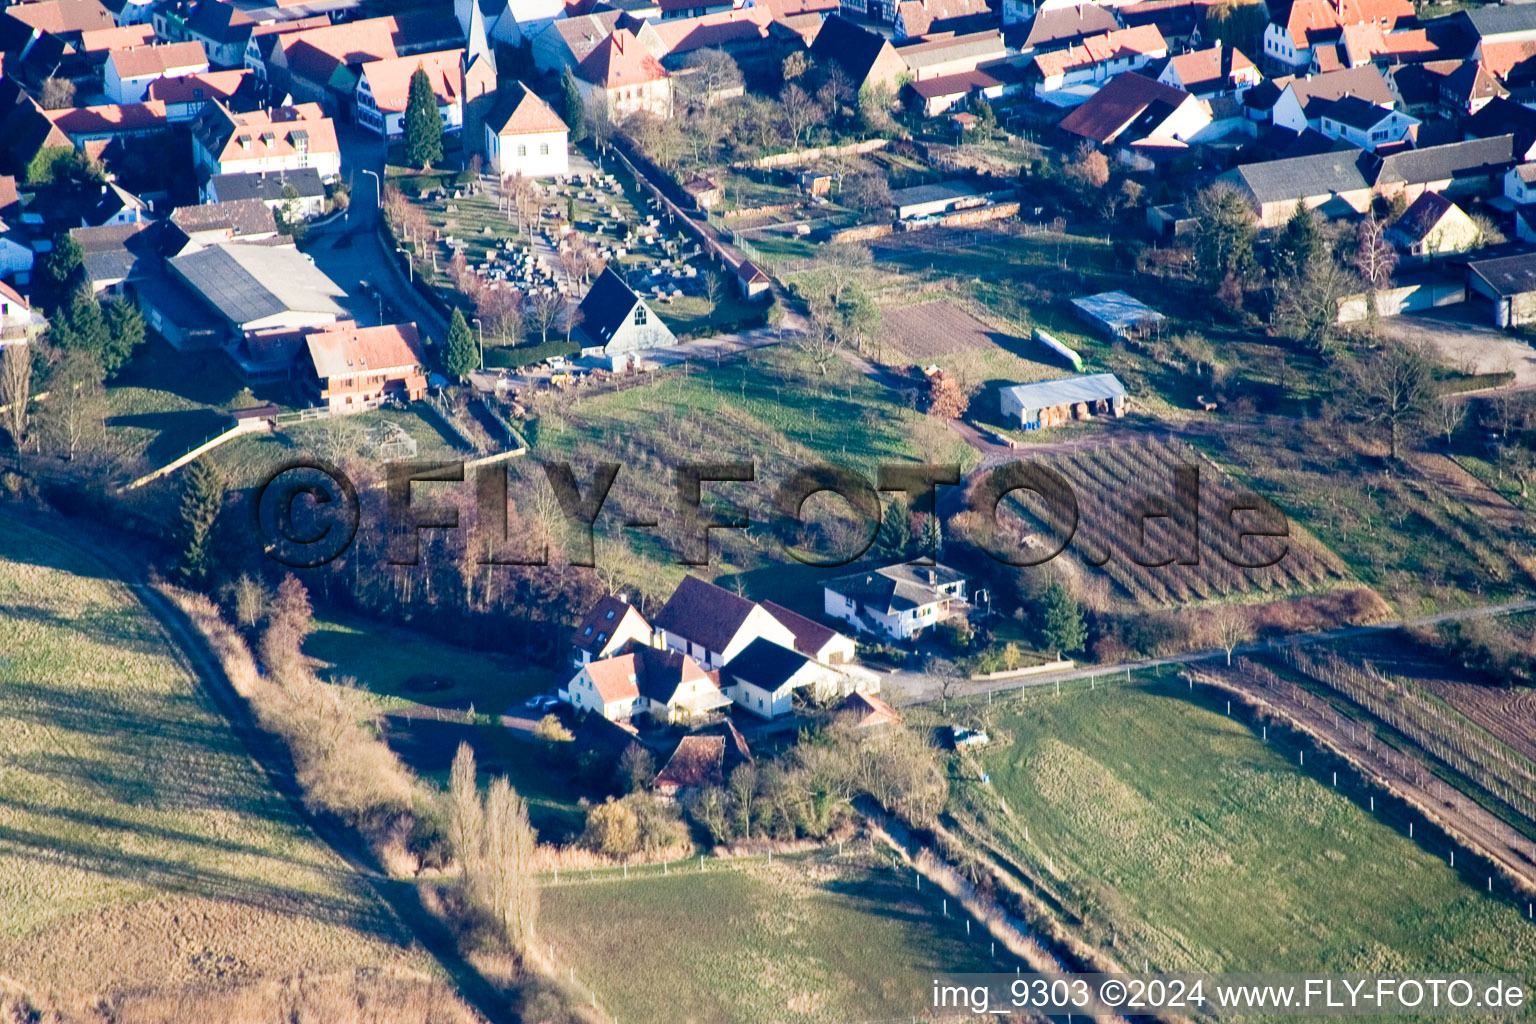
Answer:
(0, 517, 465, 1021)
(881, 300, 1005, 362)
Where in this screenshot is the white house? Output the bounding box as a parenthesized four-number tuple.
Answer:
(720, 637, 836, 719)
(568, 643, 731, 722)
(355, 50, 497, 139)
(0, 281, 45, 346)
(823, 562, 970, 641)
(484, 81, 569, 177)
(652, 574, 798, 670)
(574, 28, 671, 119)
(1031, 25, 1168, 102)
(192, 102, 342, 180)
(105, 42, 210, 104)
(1268, 65, 1395, 134)
(571, 594, 654, 666)
(760, 600, 857, 666)
(1315, 95, 1418, 152)
(1505, 163, 1536, 206)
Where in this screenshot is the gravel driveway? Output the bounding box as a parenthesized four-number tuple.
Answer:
(1379, 306, 1536, 389)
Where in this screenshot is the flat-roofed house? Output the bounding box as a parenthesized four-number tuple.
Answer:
(823, 562, 970, 641)
(484, 81, 568, 177)
(304, 321, 427, 413)
(105, 42, 210, 103)
(998, 372, 1128, 428)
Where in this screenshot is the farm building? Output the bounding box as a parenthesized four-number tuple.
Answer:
(998, 373, 1127, 429)
(889, 181, 986, 219)
(1072, 290, 1166, 338)
(735, 259, 771, 299)
(1468, 252, 1536, 326)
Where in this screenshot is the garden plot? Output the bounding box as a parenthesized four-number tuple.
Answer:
(881, 299, 1008, 361)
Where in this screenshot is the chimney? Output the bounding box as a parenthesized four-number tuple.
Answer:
(927, 569, 936, 585)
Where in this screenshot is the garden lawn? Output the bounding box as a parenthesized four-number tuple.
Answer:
(0, 516, 432, 1008)
(958, 680, 1536, 984)
(541, 853, 1001, 1024)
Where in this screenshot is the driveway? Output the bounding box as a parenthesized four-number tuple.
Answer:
(1380, 305, 1536, 389)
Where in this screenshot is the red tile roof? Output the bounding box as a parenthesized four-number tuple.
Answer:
(45, 101, 168, 134)
(147, 69, 253, 104)
(646, 6, 773, 55)
(305, 321, 425, 378)
(1281, 0, 1414, 49)
(1059, 70, 1191, 141)
(654, 735, 725, 791)
(1033, 24, 1167, 79)
(79, 22, 154, 51)
(585, 653, 643, 703)
(576, 28, 668, 88)
(488, 80, 568, 135)
(839, 690, 900, 729)
(359, 49, 464, 114)
(4, 0, 114, 35)
(108, 41, 209, 80)
(278, 16, 399, 85)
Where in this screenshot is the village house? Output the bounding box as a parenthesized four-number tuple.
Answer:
(572, 266, 678, 366)
(892, 0, 992, 40)
(146, 69, 259, 122)
(808, 16, 909, 96)
(1506, 162, 1536, 206)
(652, 574, 798, 670)
(356, 49, 496, 139)
(169, 197, 281, 244)
(0, 280, 45, 345)
(1219, 150, 1374, 226)
(572, 594, 655, 666)
(192, 102, 341, 179)
(304, 321, 428, 413)
(1314, 94, 1419, 151)
(1058, 71, 1211, 153)
(103, 42, 208, 105)
(1371, 134, 1516, 205)
(530, 12, 635, 74)
(1023, 3, 1121, 51)
(484, 81, 569, 178)
(735, 259, 771, 299)
(823, 562, 970, 641)
(568, 642, 732, 722)
(1468, 252, 1536, 327)
(574, 28, 672, 120)
(1031, 25, 1170, 103)
(68, 220, 162, 295)
(999, 372, 1128, 428)
(1155, 42, 1260, 99)
(759, 600, 857, 665)
(1466, 98, 1536, 162)
(1261, 0, 1415, 76)
(204, 168, 327, 218)
(653, 735, 725, 797)
(1267, 65, 1395, 133)
(895, 30, 1008, 82)
(1386, 191, 1481, 260)
(907, 62, 1028, 117)
(720, 637, 835, 718)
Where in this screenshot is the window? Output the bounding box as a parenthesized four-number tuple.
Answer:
(540, 142, 549, 155)
(634, 306, 647, 325)
(605, 609, 616, 620)
(517, 143, 527, 156)
(583, 626, 593, 636)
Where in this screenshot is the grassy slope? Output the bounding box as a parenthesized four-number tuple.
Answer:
(541, 855, 1000, 1024)
(0, 519, 430, 1005)
(960, 680, 1536, 979)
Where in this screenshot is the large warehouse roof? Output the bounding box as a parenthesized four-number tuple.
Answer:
(169, 243, 346, 326)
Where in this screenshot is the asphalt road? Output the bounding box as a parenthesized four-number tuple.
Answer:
(883, 597, 1536, 706)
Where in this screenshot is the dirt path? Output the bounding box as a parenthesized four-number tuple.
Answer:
(1198, 660, 1536, 897)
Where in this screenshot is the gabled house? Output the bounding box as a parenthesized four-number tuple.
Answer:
(0, 280, 46, 345)
(720, 637, 833, 718)
(892, 0, 992, 41)
(735, 258, 771, 299)
(248, 16, 403, 111)
(759, 600, 857, 665)
(895, 29, 1007, 81)
(1022, 3, 1119, 51)
(823, 562, 970, 641)
(205, 168, 326, 218)
(1506, 162, 1536, 206)
(1268, 65, 1394, 132)
(147, 69, 260, 122)
(837, 690, 900, 734)
(531, 12, 634, 74)
(1220, 149, 1373, 226)
(1031, 25, 1169, 102)
(1464, 97, 1536, 162)
(192, 102, 341, 180)
(68, 219, 163, 294)
(1154, 42, 1260, 98)
(652, 574, 798, 670)
(1059, 71, 1211, 150)
(1371, 133, 1516, 205)
(1313, 93, 1417, 151)
(1386, 191, 1480, 260)
(653, 735, 724, 796)
(304, 321, 427, 412)
(169, 197, 280, 243)
(1261, 0, 1415, 76)
(105, 42, 210, 104)
(484, 81, 569, 178)
(355, 49, 496, 139)
(808, 15, 909, 97)
(569, 642, 731, 722)
(572, 594, 655, 665)
(574, 28, 672, 118)
(573, 266, 677, 365)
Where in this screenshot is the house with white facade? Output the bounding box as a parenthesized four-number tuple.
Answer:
(573, 28, 671, 119)
(572, 266, 677, 366)
(568, 642, 732, 722)
(192, 102, 341, 179)
(823, 562, 970, 641)
(652, 575, 798, 670)
(571, 594, 654, 666)
(104, 41, 209, 103)
(0, 281, 45, 346)
(355, 49, 497, 139)
(1031, 25, 1168, 103)
(484, 81, 569, 177)
(1315, 94, 1418, 151)
(720, 638, 836, 719)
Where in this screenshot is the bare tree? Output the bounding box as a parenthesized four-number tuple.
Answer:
(524, 289, 566, 344)
(231, 573, 270, 630)
(40, 76, 75, 110)
(1433, 397, 1467, 447)
(1207, 605, 1253, 665)
(36, 349, 105, 461)
(778, 84, 825, 149)
(477, 775, 538, 952)
(794, 313, 843, 375)
(1347, 340, 1437, 465)
(928, 656, 964, 714)
(703, 268, 725, 313)
(449, 742, 484, 881)
(1, 343, 32, 455)
(1353, 215, 1398, 322)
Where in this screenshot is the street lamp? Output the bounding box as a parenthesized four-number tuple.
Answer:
(395, 247, 413, 283)
(472, 317, 485, 371)
(360, 167, 381, 206)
